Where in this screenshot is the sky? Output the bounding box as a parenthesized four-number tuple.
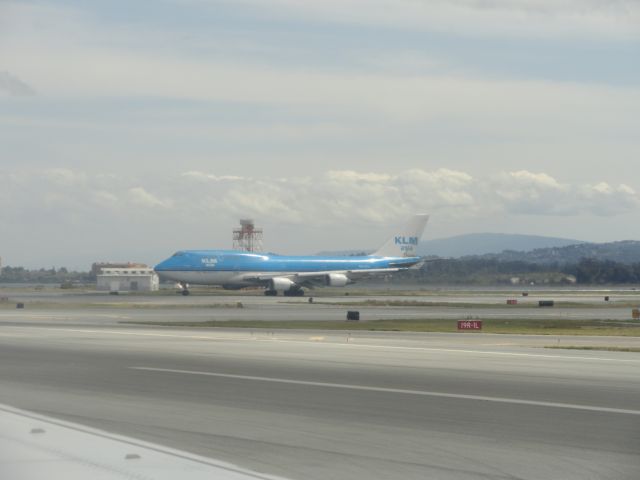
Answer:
(1, 0, 639, 269)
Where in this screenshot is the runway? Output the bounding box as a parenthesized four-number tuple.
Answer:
(2, 305, 637, 327)
(1, 313, 639, 479)
(2, 292, 640, 327)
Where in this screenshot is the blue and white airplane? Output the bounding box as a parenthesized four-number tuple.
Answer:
(155, 214, 429, 296)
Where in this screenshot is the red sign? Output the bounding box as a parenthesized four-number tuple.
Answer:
(458, 320, 482, 330)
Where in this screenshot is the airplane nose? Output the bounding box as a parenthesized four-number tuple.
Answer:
(154, 259, 169, 271)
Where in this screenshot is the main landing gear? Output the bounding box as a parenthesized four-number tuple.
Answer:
(177, 282, 190, 296)
(264, 288, 305, 297)
(284, 288, 305, 297)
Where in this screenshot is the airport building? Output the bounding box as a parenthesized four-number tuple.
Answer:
(96, 267, 159, 292)
(91, 262, 148, 277)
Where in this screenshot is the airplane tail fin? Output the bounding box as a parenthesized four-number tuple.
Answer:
(373, 214, 429, 258)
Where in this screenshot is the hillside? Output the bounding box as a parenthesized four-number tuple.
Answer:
(318, 235, 640, 266)
(418, 233, 582, 257)
(319, 233, 583, 257)
(481, 240, 640, 265)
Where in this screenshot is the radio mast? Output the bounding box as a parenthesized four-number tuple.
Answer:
(232, 219, 263, 252)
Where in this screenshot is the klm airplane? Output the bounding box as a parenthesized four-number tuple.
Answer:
(155, 214, 429, 296)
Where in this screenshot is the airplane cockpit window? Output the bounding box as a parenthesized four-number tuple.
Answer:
(172, 252, 185, 257)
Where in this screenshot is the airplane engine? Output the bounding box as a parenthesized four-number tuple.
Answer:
(325, 273, 350, 287)
(270, 277, 296, 292)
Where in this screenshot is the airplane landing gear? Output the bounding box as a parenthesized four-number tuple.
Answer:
(283, 288, 305, 297)
(264, 288, 304, 297)
(178, 282, 190, 296)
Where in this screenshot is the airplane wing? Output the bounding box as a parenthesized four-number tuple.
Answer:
(239, 268, 410, 287)
(299, 268, 409, 287)
(0, 403, 289, 480)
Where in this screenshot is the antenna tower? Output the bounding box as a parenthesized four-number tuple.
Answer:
(233, 219, 263, 252)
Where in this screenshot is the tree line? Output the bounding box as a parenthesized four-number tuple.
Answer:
(0, 266, 92, 284)
(570, 258, 640, 284)
(2, 257, 640, 285)
(400, 257, 640, 285)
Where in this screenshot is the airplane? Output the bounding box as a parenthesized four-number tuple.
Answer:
(154, 214, 429, 296)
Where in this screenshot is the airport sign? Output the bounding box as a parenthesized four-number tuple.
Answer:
(458, 320, 482, 330)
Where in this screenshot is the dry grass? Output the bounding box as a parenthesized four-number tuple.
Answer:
(121, 318, 640, 336)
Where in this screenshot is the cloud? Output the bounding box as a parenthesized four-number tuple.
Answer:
(43, 168, 87, 186)
(1, 167, 638, 268)
(578, 182, 640, 216)
(1, 168, 638, 229)
(175, 168, 640, 223)
(92, 190, 119, 208)
(3, 3, 638, 113)
(490, 171, 640, 216)
(0, 167, 464, 227)
(181, 171, 246, 182)
(128, 187, 173, 209)
(226, 0, 640, 40)
(0, 71, 36, 96)
(1, 0, 638, 166)
(4, 41, 637, 148)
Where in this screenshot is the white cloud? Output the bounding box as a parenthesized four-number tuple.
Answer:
(128, 187, 173, 209)
(1, 0, 638, 170)
(490, 170, 640, 216)
(577, 182, 640, 216)
(1, 1, 638, 268)
(43, 168, 87, 187)
(2, 168, 638, 227)
(3, 2, 638, 118)
(92, 190, 119, 208)
(175, 168, 640, 223)
(1, 167, 639, 268)
(3, 42, 637, 150)
(181, 171, 247, 182)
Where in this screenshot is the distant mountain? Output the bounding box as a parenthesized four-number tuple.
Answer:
(418, 233, 583, 258)
(317, 233, 583, 258)
(315, 249, 371, 256)
(482, 240, 640, 265)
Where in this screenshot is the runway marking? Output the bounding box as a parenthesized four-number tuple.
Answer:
(0, 313, 130, 320)
(131, 366, 640, 416)
(4, 326, 640, 363)
(9, 327, 236, 341)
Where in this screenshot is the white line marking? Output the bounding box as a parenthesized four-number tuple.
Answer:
(9, 327, 234, 341)
(4, 326, 640, 362)
(0, 313, 130, 319)
(131, 367, 640, 416)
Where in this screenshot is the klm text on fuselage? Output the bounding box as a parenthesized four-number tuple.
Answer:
(394, 236, 418, 246)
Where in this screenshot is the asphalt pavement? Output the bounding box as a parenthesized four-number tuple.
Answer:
(0, 312, 639, 479)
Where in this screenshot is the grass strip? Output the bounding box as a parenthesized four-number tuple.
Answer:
(544, 345, 640, 353)
(0, 302, 245, 310)
(121, 318, 640, 336)
(286, 299, 640, 308)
